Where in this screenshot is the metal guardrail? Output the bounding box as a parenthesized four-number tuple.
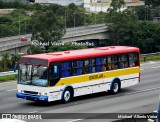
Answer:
(0, 25, 108, 52)
(140, 52, 160, 62)
(0, 70, 17, 77)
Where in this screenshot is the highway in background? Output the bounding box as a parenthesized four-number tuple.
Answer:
(0, 61, 160, 122)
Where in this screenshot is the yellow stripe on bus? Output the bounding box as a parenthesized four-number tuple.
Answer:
(55, 67, 140, 86)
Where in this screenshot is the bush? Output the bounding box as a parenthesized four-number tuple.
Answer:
(0, 74, 17, 82)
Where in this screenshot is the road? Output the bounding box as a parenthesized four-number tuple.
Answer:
(0, 61, 160, 122)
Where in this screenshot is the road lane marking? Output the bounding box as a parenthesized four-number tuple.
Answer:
(0, 81, 16, 84)
(140, 65, 160, 70)
(140, 61, 157, 66)
(151, 66, 160, 68)
(126, 86, 160, 95)
(28, 111, 38, 113)
(6, 89, 16, 91)
(66, 119, 83, 122)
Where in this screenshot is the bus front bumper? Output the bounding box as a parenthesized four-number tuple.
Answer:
(16, 92, 48, 102)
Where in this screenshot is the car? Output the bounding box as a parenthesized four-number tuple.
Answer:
(20, 37, 28, 41)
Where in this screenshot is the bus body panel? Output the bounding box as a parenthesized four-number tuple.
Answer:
(17, 67, 139, 102)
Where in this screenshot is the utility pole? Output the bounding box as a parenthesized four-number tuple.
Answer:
(74, 13, 75, 28)
(19, 14, 20, 36)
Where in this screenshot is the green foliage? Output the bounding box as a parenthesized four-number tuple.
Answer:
(31, 10, 64, 50)
(10, 54, 21, 66)
(48, 42, 87, 52)
(27, 45, 44, 54)
(0, 74, 17, 82)
(145, 0, 160, 6)
(108, 0, 125, 13)
(1, 53, 11, 71)
(140, 55, 160, 62)
(0, 53, 21, 72)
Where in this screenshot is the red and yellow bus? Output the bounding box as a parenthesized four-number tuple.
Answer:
(16, 46, 140, 102)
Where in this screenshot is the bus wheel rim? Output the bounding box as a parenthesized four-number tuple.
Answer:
(113, 83, 118, 93)
(64, 91, 70, 102)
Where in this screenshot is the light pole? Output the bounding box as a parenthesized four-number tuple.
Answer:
(73, 13, 75, 28)
(19, 14, 20, 36)
(25, 20, 26, 35)
(64, 0, 67, 29)
(65, 10, 67, 29)
(95, 13, 96, 25)
(95, 4, 96, 25)
(145, 5, 149, 21)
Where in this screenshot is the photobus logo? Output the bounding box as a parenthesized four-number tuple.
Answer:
(31, 40, 94, 46)
(1, 114, 42, 120)
(1, 114, 12, 119)
(31, 40, 64, 46)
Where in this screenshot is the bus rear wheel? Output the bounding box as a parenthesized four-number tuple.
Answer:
(62, 88, 73, 103)
(110, 80, 120, 94)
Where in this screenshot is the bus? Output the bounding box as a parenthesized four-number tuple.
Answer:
(16, 46, 140, 103)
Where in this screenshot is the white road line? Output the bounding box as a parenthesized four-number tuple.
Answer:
(0, 81, 16, 84)
(140, 65, 160, 70)
(126, 86, 160, 95)
(28, 111, 38, 113)
(6, 89, 16, 91)
(151, 66, 160, 69)
(66, 119, 83, 122)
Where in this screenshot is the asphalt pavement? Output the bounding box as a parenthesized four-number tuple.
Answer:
(0, 61, 160, 122)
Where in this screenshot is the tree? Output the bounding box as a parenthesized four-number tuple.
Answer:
(107, 0, 125, 14)
(1, 53, 11, 71)
(48, 42, 87, 52)
(31, 10, 65, 50)
(106, 9, 138, 45)
(27, 45, 44, 54)
(10, 54, 21, 67)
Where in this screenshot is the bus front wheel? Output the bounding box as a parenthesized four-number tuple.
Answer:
(110, 80, 120, 94)
(62, 88, 73, 103)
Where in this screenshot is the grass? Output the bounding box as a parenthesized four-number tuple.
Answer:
(140, 55, 160, 62)
(0, 74, 17, 82)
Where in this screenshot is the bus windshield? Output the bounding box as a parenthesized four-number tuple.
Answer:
(18, 64, 48, 87)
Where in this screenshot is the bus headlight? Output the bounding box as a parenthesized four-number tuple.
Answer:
(38, 93, 42, 95)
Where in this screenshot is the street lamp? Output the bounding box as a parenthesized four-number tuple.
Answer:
(73, 13, 76, 28)
(64, 0, 67, 29)
(65, 10, 67, 29)
(19, 14, 21, 36)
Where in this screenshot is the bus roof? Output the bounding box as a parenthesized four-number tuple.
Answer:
(20, 46, 139, 64)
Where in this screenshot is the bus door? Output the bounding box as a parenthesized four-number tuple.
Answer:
(49, 63, 60, 86)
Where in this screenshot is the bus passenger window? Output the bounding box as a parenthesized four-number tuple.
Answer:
(82, 59, 89, 74)
(107, 63, 112, 70)
(129, 53, 138, 67)
(102, 64, 106, 71)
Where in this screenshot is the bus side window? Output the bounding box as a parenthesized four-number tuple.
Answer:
(118, 54, 128, 69)
(82, 59, 89, 74)
(129, 53, 138, 67)
(76, 60, 83, 75)
(111, 55, 118, 70)
(96, 57, 102, 72)
(61, 62, 71, 78)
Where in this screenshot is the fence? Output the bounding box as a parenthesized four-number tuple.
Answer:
(140, 52, 160, 62)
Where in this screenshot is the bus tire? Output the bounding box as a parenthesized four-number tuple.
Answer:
(62, 88, 73, 103)
(110, 80, 121, 94)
